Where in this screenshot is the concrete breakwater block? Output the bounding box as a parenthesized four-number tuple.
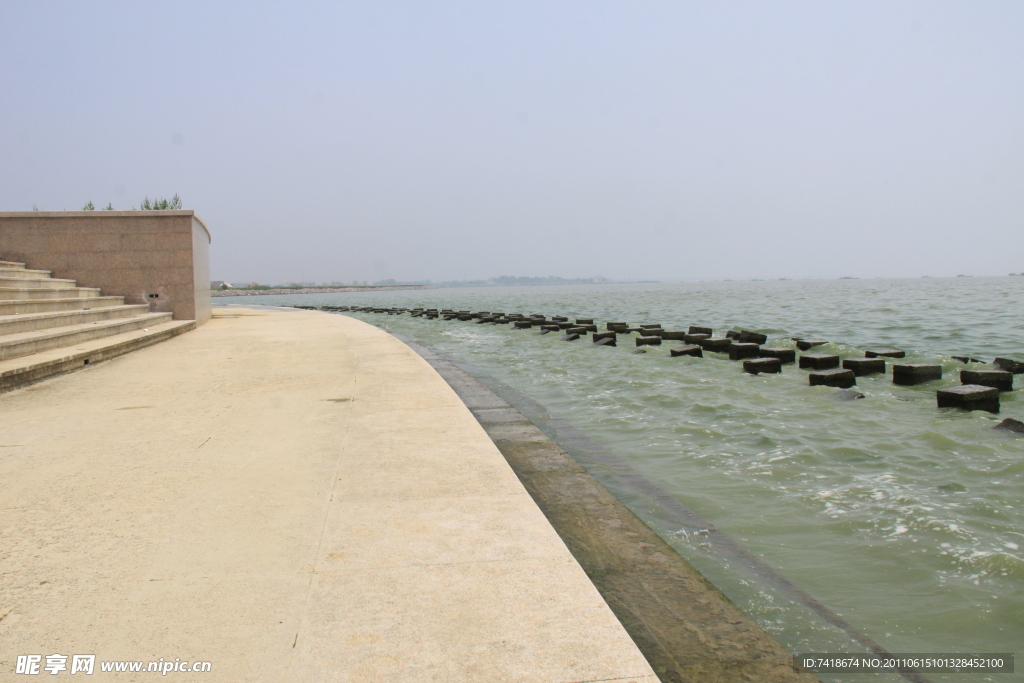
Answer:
(669, 344, 703, 358)
(551, 316, 568, 322)
(865, 349, 905, 358)
(809, 368, 856, 388)
(831, 389, 866, 401)
(558, 322, 576, 329)
(800, 354, 839, 370)
(892, 364, 942, 385)
(640, 324, 662, 330)
(661, 331, 687, 340)
(475, 317, 496, 324)
(739, 330, 769, 345)
(640, 328, 664, 337)
(607, 322, 628, 331)
(699, 337, 732, 353)
(513, 320, 534, 329)
(568, 326, 589, 334)
(540, 324, 561, 332)
(575, 318, 594, 325)
(636, 335, 662, 346)
(576, 324, 598, 332)
(937, 385, 1000, 413)
(592, 331, 617, 342)
(952, 356, 984, 364)
(683, 333, 710, 344)
(561, 333, 581, 341)
(842, 358, 886, 376)
(688, 326, 713, 335)
(994, 357, 1024, 374)
(961, 369, 1014, 392)
(593, 336, 617, 347)
(994, 418, 1024, 435)
(725, 330, 740, 339)
(758, 348, 796, 364)
(728, 343, 761, 361)
(458, 314, 473, 321)
(744, 357, 781, 374)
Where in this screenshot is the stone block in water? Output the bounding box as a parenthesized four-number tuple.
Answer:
(551, 316, 568, 322)
(831, 389, 865, 401)
(937, 385, 999, 413)
(842, 358, 886, 376)
(728, 343, 761, 360)
(800, 354, 840, 370)
(951, 356, 984, 364)
(669, 345, 703, 358)
(632, 349, 647, 354)
(593, 336, 616, 347)
(561, 333, 581, 341)
(688, 326, 713, 335)
(575, 318, 594, 325)
(515, 320, 536, 329)
(744, 357, 781, 374)
(636, 335, 662, 347)
(661, 330, 686, 340)
(726, 330, 740, 339)
(607, 322, 628, 331)
(961, 369, 1013, 392)
(994, 418, 1024, 435)
(592, 331, 616, 342)
(558, 322, 576, 329)
(809, 368, 856, 388)
(739, 330, 768, 344)
(890, 364, 941, 385)
(540, 324, 560, 332)
(568, 326, 588, 334)
(699, 337, 732, 353)
(640, 328, 664, 337)
(683, 333, 710, 344)
(865, 349, 905, 358)
(758, 348, 796, 364)
(577, 324, 598, 332)
(993, 357, 1024, 374)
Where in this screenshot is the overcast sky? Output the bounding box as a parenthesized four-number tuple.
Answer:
(1, 2, 1021, 283)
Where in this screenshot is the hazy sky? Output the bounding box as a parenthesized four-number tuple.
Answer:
(2, 2, 1021, 282)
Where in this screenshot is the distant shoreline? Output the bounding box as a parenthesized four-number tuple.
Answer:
(211, 285, 435, 297)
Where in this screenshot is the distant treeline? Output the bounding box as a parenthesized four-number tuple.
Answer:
(369, 275, 613, 288)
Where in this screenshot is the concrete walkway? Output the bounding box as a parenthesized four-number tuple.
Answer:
(0, 308, 656, 681)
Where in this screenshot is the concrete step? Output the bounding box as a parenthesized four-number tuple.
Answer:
(0, 312, 173, 361)
(0, 286, 103, 300)
(0, 276, 78, 289)
(0, 304, 151, 336)
(0, 261, 26, 269)
(0, 297, 126, 316)
(0, 267, 53, 279)
(0, 318, 195, 392)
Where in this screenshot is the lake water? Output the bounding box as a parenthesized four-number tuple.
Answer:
(219, 277, 1022, 681)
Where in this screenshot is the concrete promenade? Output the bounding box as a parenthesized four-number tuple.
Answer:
(0, 308, 656, 681)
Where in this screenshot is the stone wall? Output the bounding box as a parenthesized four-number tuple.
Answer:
(0, 211, 212, 325)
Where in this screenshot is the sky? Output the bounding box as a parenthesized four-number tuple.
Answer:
(1, 1, 1022, 283)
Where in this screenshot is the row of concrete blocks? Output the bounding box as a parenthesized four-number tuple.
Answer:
(324, 306, 1021, 413)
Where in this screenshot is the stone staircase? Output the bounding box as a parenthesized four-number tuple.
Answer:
(0, 257, 195, 391)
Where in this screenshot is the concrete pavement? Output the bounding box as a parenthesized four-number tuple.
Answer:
(0, 308, 657, 681)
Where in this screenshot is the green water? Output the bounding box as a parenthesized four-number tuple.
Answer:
(219, 278, 1022, 681)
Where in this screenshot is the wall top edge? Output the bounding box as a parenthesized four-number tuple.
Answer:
(0, 210, 211, 243)
(0, 210, 197, 218)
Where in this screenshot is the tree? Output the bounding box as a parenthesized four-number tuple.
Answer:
(136, 194, 182, 210)
(82, 201, 95, 210)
